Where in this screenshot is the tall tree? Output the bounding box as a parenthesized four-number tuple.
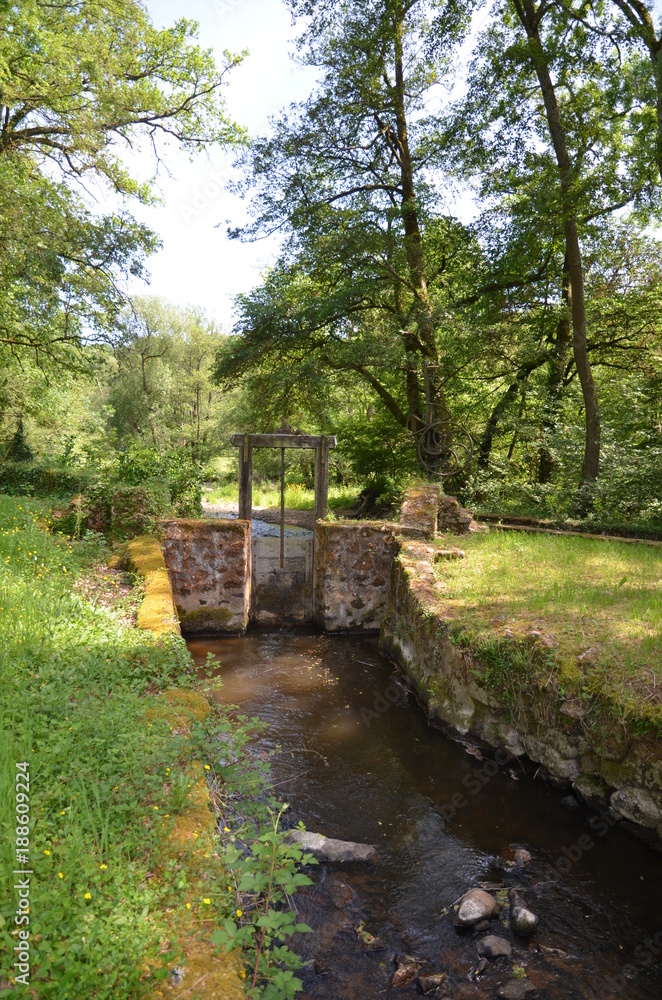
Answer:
(0, 0, 244, 365)
(447, 0, 658, 495)
(219, 0, 474, 475)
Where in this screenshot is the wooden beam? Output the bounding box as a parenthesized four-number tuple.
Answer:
(238, 435, 252, 522)
(314, 437, 331, 522)
(231, 433, 337, 450)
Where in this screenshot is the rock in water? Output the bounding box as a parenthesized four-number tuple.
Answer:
(509, 889, 539, 937)
(497, 980, 537, 998)
(476, 935, 512, 959)
(288, 830, 377, 862)
(514, 848, 532, 868)
(454, 888, 500, 926)
(417, 972, 448, 993)
(391, 955, 418, 987)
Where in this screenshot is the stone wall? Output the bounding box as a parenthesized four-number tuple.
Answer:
(380, 539, 662, 845)
(313, 521, 400, 631)
(125, 535, 181, 636)
(160, 519, 251, 634)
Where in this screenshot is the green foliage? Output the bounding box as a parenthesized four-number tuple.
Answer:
(0, 495, 197, 998)
(188, 714, 315, 999)
(0, 1, 243, 366)
(51, 447, 203, 540)
(115, 446, 203, 517)
(0, 494, 316, 997)
(0, 463, 92, 500)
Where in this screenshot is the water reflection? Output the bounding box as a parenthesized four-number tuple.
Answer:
(189, 630, 662, 999)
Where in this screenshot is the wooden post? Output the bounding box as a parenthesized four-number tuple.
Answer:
(314, 437, 330, 522)
(238, 434, 252, 522)
(280, 446, 285, 568)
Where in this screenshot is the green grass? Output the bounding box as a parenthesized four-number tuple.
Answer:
(0, 497, 220, 998)
(432, 530, 662, 729)
(205, 481, 361, 511)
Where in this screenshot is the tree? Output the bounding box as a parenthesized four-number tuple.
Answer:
(110, 298, 231, 459)
(0, 0, 244, 365)
(219, 0, 475, 475)
(447, 0, 659, 497)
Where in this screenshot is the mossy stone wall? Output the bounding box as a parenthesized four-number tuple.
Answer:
(160, 519, 251, 635)
(313, 521, 400, 631)
(380, 539, 662, 844)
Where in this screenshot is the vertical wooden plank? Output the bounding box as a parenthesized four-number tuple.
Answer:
(238, 436, 253, 522)
(280, 446, 285, 569)
(314, 438, 330, 522)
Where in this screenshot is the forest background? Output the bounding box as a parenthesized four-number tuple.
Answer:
(2, 0, 662, 534)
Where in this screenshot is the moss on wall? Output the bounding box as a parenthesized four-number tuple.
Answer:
(126, 535, 180, 636)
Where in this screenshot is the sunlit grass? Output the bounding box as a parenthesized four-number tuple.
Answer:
(0, 496, 222, 998)
(433, 530, 662, 726)
(205, 481, 361, 510)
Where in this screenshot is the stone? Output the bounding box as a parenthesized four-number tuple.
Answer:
(437, 495, 477, 535)
(508, 890, 539, 937)
(417, 971, 448, 993)
(327, 879, 355, 908)
(161, 519, 251, 634)
(314, 522, 399, 631)
(391, 956, 418, 987)
(610, 787, 662, 829)
(476, 935, 512, 959)
(400, 485, 442, 539)
(287, 829, 378, 862)
(434, 547, 466, 561)
(455, 888, 500, 926)
(474, 919, 491, 932)
(497, 981, 537, 999)
(573, 774, 611, 811)
(514, 848, 532, 868)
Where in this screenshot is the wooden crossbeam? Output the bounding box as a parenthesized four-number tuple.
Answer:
(231, 433, 337, 450)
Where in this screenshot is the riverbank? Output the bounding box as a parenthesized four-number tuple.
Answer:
(0, 497, 243, 998)
(381, 531, 662, 842)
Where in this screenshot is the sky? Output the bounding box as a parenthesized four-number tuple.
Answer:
(126, 0, 318, 329)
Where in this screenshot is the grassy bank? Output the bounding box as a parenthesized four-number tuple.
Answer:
(0, 496, 236, 998)
(204, 482, 359, 511)
(432, 530, 662, 734)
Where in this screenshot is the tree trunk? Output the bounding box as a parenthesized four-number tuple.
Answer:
(479, 352, 550, 470)
(392, 9, 451, 441)
(539, 258, 572, 483)
(514, 0, 600, 490)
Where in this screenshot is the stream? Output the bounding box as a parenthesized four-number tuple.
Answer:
(188, 629, 662, 1000)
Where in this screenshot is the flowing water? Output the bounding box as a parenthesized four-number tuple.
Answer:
(188, 629, 662, 1000)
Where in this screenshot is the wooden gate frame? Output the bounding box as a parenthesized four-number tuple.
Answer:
(230, 433, 338, 523)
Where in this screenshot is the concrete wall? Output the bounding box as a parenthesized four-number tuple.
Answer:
(252, 535, 313, 625)
(160, 519, 251, 634)
(313, 521, 400, 631)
